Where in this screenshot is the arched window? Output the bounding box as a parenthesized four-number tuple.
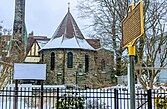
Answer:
(101, 59, 106, 71)
(50, 52, 55, 70)
(85, 55, 89, 72)
(67, 52, 73, 68)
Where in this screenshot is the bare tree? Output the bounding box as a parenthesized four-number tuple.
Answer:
(0, 22, 25, 88)
(77, 0, 129, 76)
(0, 22, 11, 58)
(0, 22, 2, 56)
(136, 0, 167, 90)
(77, 0, 167, 89)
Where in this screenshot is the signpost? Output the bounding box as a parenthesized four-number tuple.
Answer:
(14, 63, 46, 109)
(122, 1, 144, 109)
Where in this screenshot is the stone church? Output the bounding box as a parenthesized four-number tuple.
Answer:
(38, 8, 115, 88)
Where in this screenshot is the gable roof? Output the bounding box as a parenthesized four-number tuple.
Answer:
(26, 35, 50, 53)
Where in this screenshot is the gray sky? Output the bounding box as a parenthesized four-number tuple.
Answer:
(0, 0, 89, 38)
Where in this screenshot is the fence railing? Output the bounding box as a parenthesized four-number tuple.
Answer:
(0, 87, 166, 109)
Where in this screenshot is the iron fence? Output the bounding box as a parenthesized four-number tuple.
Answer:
(0, 87, 166, 109)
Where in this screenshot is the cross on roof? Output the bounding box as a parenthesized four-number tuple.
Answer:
(68, 2, 70, 12)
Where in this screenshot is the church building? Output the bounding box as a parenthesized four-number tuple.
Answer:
(39, 8, 115, 88)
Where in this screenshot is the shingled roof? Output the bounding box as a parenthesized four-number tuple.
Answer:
(41, 8, 95, 51)
(52, 9, 84, 39)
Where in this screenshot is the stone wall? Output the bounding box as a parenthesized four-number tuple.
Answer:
(41, 49, 96, 85)
(40, 48, 116, 88)
(96, 48, 116, 86)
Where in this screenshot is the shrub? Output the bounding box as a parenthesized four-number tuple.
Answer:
(85, 99, 109, 109)
(55, 92, 85, 109)
(157, 95, 167, 109)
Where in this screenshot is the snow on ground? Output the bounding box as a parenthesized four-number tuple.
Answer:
(0, 84, 163, 109)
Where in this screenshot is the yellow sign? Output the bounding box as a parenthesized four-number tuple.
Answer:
(122, 1, 144, 48)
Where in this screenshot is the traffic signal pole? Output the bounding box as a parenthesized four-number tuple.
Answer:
(128, 45, 136, 109)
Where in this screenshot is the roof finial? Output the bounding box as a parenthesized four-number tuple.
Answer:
(68, 2, 70, 12)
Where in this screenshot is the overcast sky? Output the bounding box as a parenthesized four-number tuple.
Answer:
(0, 0, 89, 38)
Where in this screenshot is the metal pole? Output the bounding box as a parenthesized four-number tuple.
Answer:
(128, 45, 135, 109)
(14, 80, 18, 109)
(147, 89, 152, 109)
(128, 64, 130, 93)
(114, 89, 118, 109)
(57, 88, 59, 109)
(41, 81, 44, 109)
(129, 55, 135, 109)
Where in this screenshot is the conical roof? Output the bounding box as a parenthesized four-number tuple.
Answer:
(40, 8, 95, 51)
(52, 9, 84, 39)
